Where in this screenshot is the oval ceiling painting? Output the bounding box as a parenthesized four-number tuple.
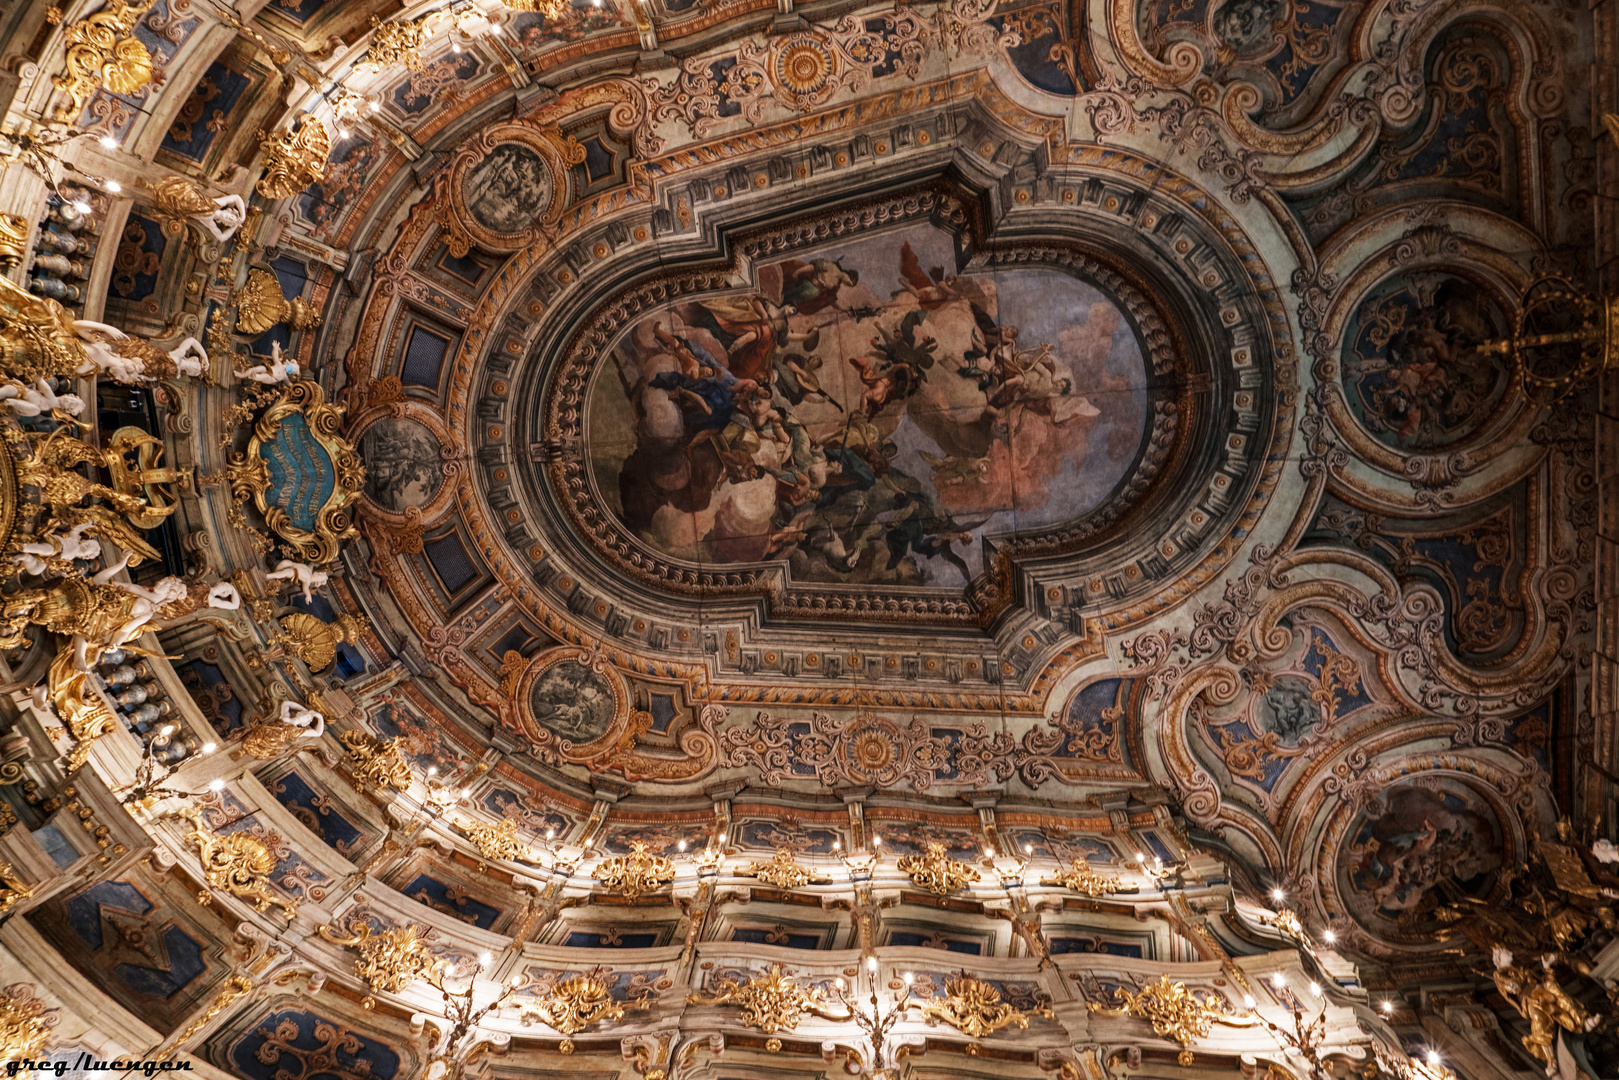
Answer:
(585, 223, 1150, 587)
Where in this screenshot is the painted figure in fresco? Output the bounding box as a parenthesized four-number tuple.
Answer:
(1212, 0, 1284, 52)
(464, 144, 550, 233)
(601, 226, 1143, 586)
(528, 661, 614, 743)
(361, 419, 443, 512)
(1344, 784, 1502, 925)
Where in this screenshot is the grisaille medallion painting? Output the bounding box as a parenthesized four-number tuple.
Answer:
(586, 222, 1149, 587)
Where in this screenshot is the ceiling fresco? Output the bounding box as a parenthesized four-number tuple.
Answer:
(0, 0, 1608, 1074)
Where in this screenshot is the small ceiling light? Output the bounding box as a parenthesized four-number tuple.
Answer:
(832, 840, 841, 851)
(1270, 973, 1286, 988)
(201, 742, 217, 754)
(872, 836, 881, 846)
(1382, 1001, 1394, 1014)
(98, 134, 117, 150)
(160, 724, 175, 736)
(369, 100, 381, 112)
(72, 200, 91, 215)
(902, 973, 913, 985)
(208, 778, 225, 791)
(677, 840, 687, 852)
(452, 41, 462, 51)
(105, 179, 121, 193)
(866, 957, 876, 972)
(1242, 994, 1256, 1009)
(1271, 887, 1285, 901)
(1309, 982, 1322, 997)
(427, 766, 437, 776)
(1426, 1053, 1441, 1066)
(1322, 929, 1336, 943)
(836, 977, 846, 990)
(1135, 852, 1146, 862)
(984, 847, 994, 858)
(338, 128, 351, 140)
(1023, 843, 1033, 854)
(545, 828, 556, 840)
(478, 951, 492, 966)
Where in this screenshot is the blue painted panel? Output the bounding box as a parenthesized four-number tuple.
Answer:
(402, 875, 502, 929)
(261, 413, 337, 532)
(230, 1008, 400, 1080)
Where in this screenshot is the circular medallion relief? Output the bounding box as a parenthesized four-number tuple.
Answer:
(359, 418, 443, 512)
(583, 221, 1151, 588)
(444, 123, 582, 253)
(1340, 273, 1510, 450)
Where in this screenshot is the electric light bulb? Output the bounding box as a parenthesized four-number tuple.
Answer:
(201, 742, 217, 754)
(1271, 887, 1285, 901)
(866, 957, 876, 972)
(984, 847, 994, 858)
(452, 41, 461, 51)
(105, 180, 121, 193)
(872, 836, 881, 846)
(678, 840, 687, 852)
(208, 778, 225, 791)
(512, 975, 524, 986)
(1270, 973, 1285, 988)
(478, 951, 492, 966)
(1243, 995, 1256, 1009)
(903, 973, 913, 985)
(1023, 844, 1032, 854)
(369, 100, 381, 112)
(832, 841, 841, 851)
(1382, 1001, 1394, 1014)
(546, 829, 555, 840)
(338, 128, 351, 140)
(160, 724, 175, 736)
(1426, 1053, 1440, 1066)
(1309, 982, 1322, 997)
(72, 200, 91, 215)
(427, 766, 437, 776)
(1322, 929, 1336, 943)
(99, 134, 117, 150)
(585, 836, 595, 847)
(836, 977, 846, 990)
(1135, 852, 1146, 862)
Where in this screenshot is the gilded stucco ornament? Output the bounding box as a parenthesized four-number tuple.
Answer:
(1088, 976, 1256, 1066)
(689, 963, 843, 1033)
(911, 974, 1051, 1037)
(896, 842, 980, 894)
(318, 923, 434, 1008)
(233, 268, 323, 337)
(338, 729, 413, 792)
(364, 15, 427, 71)
(226, 380, 363, 565)
(43, 651, 119, 773)
(52, 0, 156, 120)
(739, 848, 829, 889)
(0, 983, 55, 1065)
(592, 842, 675, 899)
(275, 611, 365, 671)
(1040, 857, 1132, 897)
(178, 806, 297, 920)
(438, 122, 584, 256)
(465, 817, 530, 864)
(0, 862, 32, 917)
(256, 117, 330, 200)
(102, 427, 182, 530)
(517, 973, 628, 1050)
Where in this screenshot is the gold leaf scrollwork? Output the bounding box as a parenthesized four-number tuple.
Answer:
(365, 15, 426, 72)
(318, 923, 432, 1007)
(1087, 975, 1256, 1066)
(275, 612, 364, 672)
(464, 818, 530, 864)
(0, 983, 56, 1065)
(338, 729, 413, 792)
(1040, 857, 1134, 898)
(518, 973, 628, 1051)
(0, 863, 32, 918)
(911, 973, 1051, 1038)
(53, 0, 157, 121)
(739, 848, 829, 890)
(689, 963, 845, 1034)
(256, 116, 330, 200)
(896, 842, 980, 895)
(178, 806, 298, 921)
(591, 842, 674, 899)
(233, 268, 323, 337)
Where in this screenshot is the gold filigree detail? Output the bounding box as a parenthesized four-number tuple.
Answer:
(178, 806, 297, 921)
(338, 730, 413, 792)
(256, 117, 330, 200)
(689, 963, 844, 1033)
(1088, 975, 1255, 1066)
(465, 818, 530, 864)
(592, 842, 674, 899)
(739, 848, 828, 890)
(518, 973, 627, 1049)
(0, 983, 55, 1064)
(44, 651, 119, 773)
(1040, 857, 1133, 898)
(0, 863, 32, 918)
(319, 923, 432, 1007)
(911, 973, 1050, 1037)
(233, 268, 323, 337)
(365, 16, 426, 71)
(501, 0, 569, 18)
(103, 427, 182, 530)
(0, 215, 27, 269)
(275, 611, 364, 671)
(896, 842, 980, 895)
(53, 0, 156, 121)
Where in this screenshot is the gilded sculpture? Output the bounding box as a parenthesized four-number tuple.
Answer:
(275, 611, 365, 671)
(689, 963, 844, 1033)
(1490, 947, 1601, 1069)
(591, 842, 675, 899)
(739, 848, 829, 890)
(1040, 857, 1132, 898)
(911, 973, 1050, 1037)
(0, 983, 55, 1065)
(178, 806, 298, 920)
(52, 0, 156, 120)
(0, 862, 33, 917)
(364, 15, 426, 72)
(256, 116, 330, 200)
(319, 922, 434, 1007)
(232, 268, 324, 337)
(896, 842, 980, 895)
(1089, 975, 1256, 1066)
(465, 817, 530, 864)
(517, 973, 629, 1050)
(338, 729, 413, 792)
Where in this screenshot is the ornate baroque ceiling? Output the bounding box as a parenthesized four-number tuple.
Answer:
(0, 0, 1608, 1074)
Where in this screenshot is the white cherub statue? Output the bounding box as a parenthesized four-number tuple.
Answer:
(206, 581, 242, 610)
(1594, 838, 1618, 864)
(277, 699, 326, 740)
(266, 559, 328, 602)
(15, 522, 100, 575)
(73, 321, 208, 382)
(0, 378, 84, 418)
(70, 554, 189, 671)
(234, 340, 300, 385)
(199, 194, 247, 243)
